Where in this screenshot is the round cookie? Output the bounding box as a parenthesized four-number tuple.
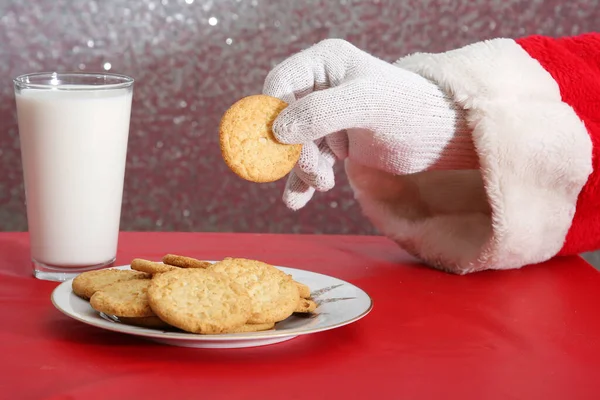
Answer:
(131, 258, 178, 275)
(209, 257, 299, 324)
(162, 254, 212, 269)
(147, 269, 252, 334)
(118, 316, 171, 329)
(294, 281, 311, 299)
(295, 298, 318, 314)
(90, 279, 155, 317)
(223, 322, 275, 334)
(72, 268, 150, 300)
(219, 94, 302, 183)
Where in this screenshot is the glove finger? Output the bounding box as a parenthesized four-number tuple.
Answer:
(272, 79, 372, 144)
(262, 38, 368, 104)
(282, 171, 315, 211)
(319, 138, 337, 166)
(294, 141, 335, 192)
(325, 130, 349, 160)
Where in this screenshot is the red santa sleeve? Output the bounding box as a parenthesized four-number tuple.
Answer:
(350, 33, 600, 274)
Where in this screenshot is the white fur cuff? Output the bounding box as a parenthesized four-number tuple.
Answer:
(349, 39, 593, 273)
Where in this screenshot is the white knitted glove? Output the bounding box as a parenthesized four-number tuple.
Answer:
(263, 39, 479, 210)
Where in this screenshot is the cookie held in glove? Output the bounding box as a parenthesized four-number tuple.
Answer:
(219, 94, 302, 183)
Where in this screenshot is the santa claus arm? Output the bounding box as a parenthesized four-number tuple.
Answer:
(383, 33, 600, 273)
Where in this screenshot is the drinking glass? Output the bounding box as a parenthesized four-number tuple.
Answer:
(13, 72, 134, 281)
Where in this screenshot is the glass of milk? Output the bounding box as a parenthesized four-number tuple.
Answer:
(13, 72, 134, 281)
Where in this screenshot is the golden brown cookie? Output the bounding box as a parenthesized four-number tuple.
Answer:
(119, 316, 170, 329)
(131, 258, 177, 274)
(209, 257, 299, 324)
(162, 254, 212, 269)
(294, 281, 311, 299)
(89, 279, 155, 318)
(219, 94, 302, 183)
(295, 298, 318, 314)
(222, 322, 275, 334)
(72, 268, 150, 300)
(147, 269, 252, 334)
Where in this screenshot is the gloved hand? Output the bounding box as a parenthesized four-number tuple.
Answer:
(263, 39, 479, 210)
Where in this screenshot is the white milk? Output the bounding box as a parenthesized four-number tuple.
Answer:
(16, 87, 132, 267)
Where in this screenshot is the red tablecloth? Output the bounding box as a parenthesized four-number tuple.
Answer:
(1, 231, 599, 399)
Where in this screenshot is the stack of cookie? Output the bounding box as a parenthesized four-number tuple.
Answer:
(72, 255, 317, 334)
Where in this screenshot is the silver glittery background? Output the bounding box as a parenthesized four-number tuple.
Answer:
(1, 0, 599, 263)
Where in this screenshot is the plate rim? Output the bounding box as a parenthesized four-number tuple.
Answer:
(51, 263, 374, 342)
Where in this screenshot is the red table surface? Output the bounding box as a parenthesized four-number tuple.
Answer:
(1, 232, 600, 400)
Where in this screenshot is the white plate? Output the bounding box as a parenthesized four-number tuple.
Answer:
(51, 264, 373, 348)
